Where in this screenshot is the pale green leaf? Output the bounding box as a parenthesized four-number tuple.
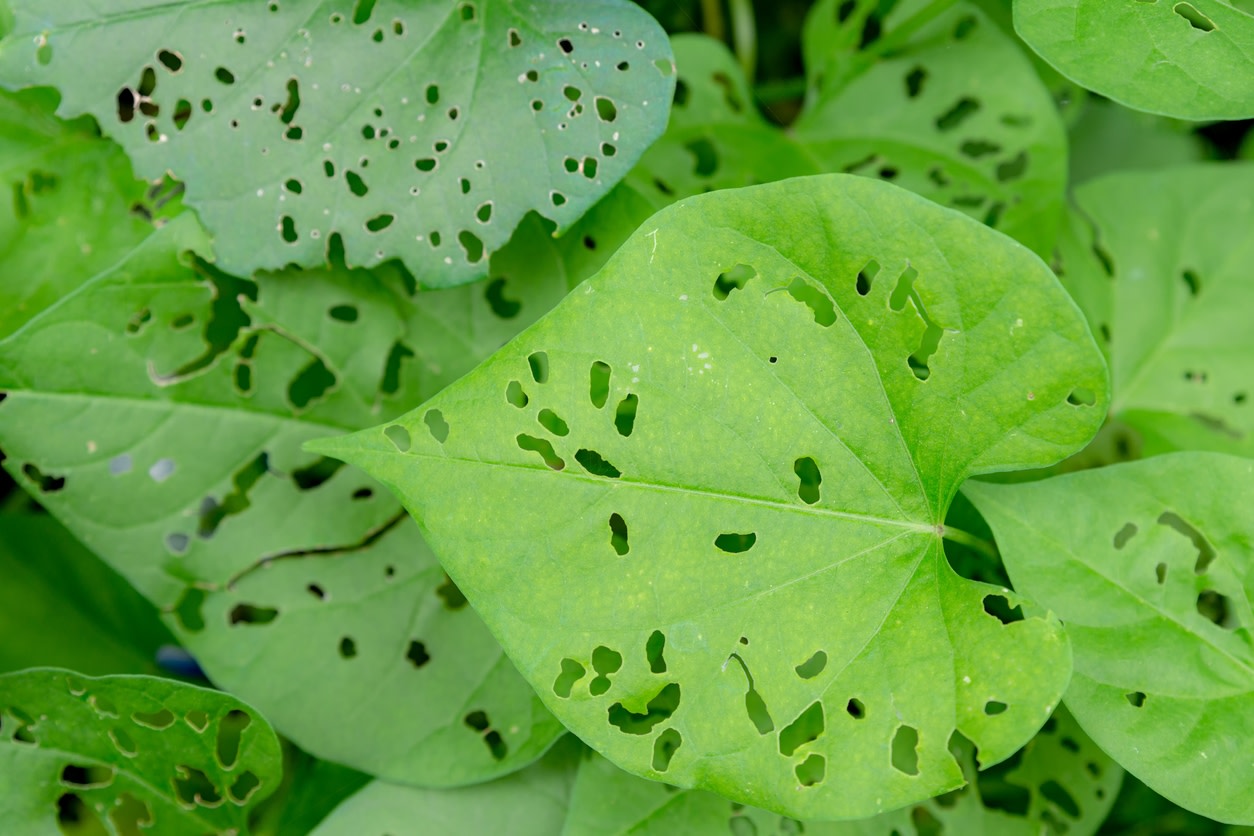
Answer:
(562, 706, 1120, 836)
(0, 0, 675, 287)
(1013, 0, 1254, 120)
(1052, 164, 1254, 458)
(1067, 100, 1204, 185)
(0, 668, 281, 835)
(311, 736, 582, 836)
(314, 174, 1109, 819)
(964, 453, 1254, 824)
(0, 515, 173, 677)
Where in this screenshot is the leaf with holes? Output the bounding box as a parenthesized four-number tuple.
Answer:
(0, 514, 173, 677)
(1051, 164, 1254, 459)
(0, 668, 281, 835)
(0, 0, 675, 287)
(312, 174, 1110, 819)
(1013, 0, 1254, 120)
(311, 736, 582, 836)
(965, 453, 1254, 824)
(0, 134, 570, 782)
(561, 705, 1119, 835)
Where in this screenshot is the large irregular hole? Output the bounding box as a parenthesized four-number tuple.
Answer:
(553, 658, 586, 698)
(1174, 2, 1216, 30)
(229, 604, 278, 626)
(607, 682, 681, 735)
(996, 151, 1028, 182)
(890, 725, 920, 775)
(485, 277, 521, 319)
(517, 434, 564, 470)
(575, 448, 621, 478)
(215, 710, 250, 769)
(506, 380, 529, 408)
(983, 594, 1024, 625)
(715, 532, 757, 554)
(1157, 511, 1217, 573)
(199, 453, 269, 538)
(614, 394, 638, 437)
(905, 66, 927, 98)
(288, 356, 336, 409)
(132, 708, 175, 730)
(794, 457, 822, 505)
(795, 754, 826, 787)
(173, 765, 222, 806)
(424, 409, 450, 443)
(384, 424, 411, 452)
(22, 463, 65, 493)
(786, 278, 837, 326)
(652, 728, 682, 772)
(609, 513, 630, 555)
(352, 0, 378, 24)
(436, 575, 468, 610)
(61, 764, 115, 788)
(684, 137, 719, 177)
(1126, 691, 1147, 707)
(589, 645, 624, 696)
(713, 264, 756, 300)
(778, 701, 824, 757)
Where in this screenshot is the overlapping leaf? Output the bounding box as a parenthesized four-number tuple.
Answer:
(0, 92, 575, 784)
(965, 453, 1254, 824)
(316, 175, 1109, 818)
(562, 707, 1120, 835)
(0, 0, 675, 286)
(0, 668, 281, 835)
(1013, 0, 1254, 120)
(1051, 164, 1254, 459)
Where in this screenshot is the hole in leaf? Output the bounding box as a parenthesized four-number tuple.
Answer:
(484, 730, 507, 759)
(538, 409, 570, 437)
(61, 764, 115, 788)
(891, 725, 920, 775)
(960, 139, 1001, 158)
(158, 49, 183, 73)
(528, 351, 549, 383)
(1197, 590, 1231, 627)
(229, 604, 278, 626)
(653, 728, 682, 772)
(436, 575, 468, 609)
(936, 97, 980, 131)
(1156, 562, 1168, 584)
(384, 424, 411, 452)
(996, 151, 1028, 182)
(346, 170, 369, 196)
(1113, 523, 1137, 549)
(913, 807, 943, 835)
(174, 765, 221, 806)
(1068, 388, 1097, 406)
(215, 66, 235, 84)
(517, 434, 564, 470)
(795, 754, 825, 787)
(339, 637, 357, 659)
(329, 304, 358, 322)
(506, 380, 529, 408)
(307, 583, 327, 601)
(1174, 2, 1216, 31)
(1040, 780, 1081, 817)
(132, 709, 175, 730)
(352, 0, 377, 24)
(216, 710, 249, 769)
(590, 645, 623, 696)
(424, 409, 450, 443)
(856, 260, 879, 296)
(292, 456, 343, 491)
(983, 594, 1023, 624)
(110, 727, 136, 756)
(905, 66, 927, 98)
(646, 630, 667, 673)
(1126, 691, 1146, 707)
(173, 587, 206, 632)
(459, 230, 485, 263)
(684, 137, 719, 177)
(786, 278, 837, 326)
(794, 457, 822, 505)
(365, 213, 394, 232)
(595, 97, 617, 121)
(715, 532, 757, 554)
(230, 772, 260, 804)
(608, 683, 681, 734)
(22, 463, 65, 493)
(288, 357, 336, 409)
(576, 449, 621, 479)
(984, 700, 1007, 716)
(485, 278, 521, 319)
(553, 658, 586, 698)
(1158, 511, 1217, 573)
(610, 513, 630, 555)
(779, 701, 824, 756)
(590, 361, 611, 408)
(795, 650, 827, 679)
(407, 641, 431, 667)
(615, 394, 639, 437)
(713, 264, 755, 300)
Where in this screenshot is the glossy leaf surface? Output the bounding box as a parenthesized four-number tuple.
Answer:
(317, 175, 1109, 818)
(0, 668, 281, 835)
(0, 0, 675, 286)
(966, 453, 1254, 824)
(1013, 0, 1254, 120)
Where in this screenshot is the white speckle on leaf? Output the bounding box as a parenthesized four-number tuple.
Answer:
(679, 294, 688, 301)
(86, 441, 97, 454)
(149, 458, 176, 483)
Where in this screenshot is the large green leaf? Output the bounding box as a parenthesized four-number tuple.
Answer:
(1067, 100, 1204, 186)
(0, 0, 675, 286)
(0, 515, 173, 677)
(311, 736, 582, 836)
(1052, 164, 1254, 459)
(0, 127, 570, 781)
(1013, 0, 1254, 120)
(314, 175, 1109, 819)
(964, 453, 1254, 824)
(562, 706, 1120, 835)
(0, 668, 281, 835)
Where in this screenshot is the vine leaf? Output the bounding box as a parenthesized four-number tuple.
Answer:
(965, 453, 1254, 825)
(1052, 164, 1254, 459)
(0, 668, 282, 835)
(0, 0, 675, 287)
(313, 175, 1109, 819)
(563, 706, 1120, 835)
(1013, 0, 1254, 120)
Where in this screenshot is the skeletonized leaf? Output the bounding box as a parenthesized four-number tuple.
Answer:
(1052, 164, 1254, 458)
(0, 0, 675, 286)
(1013, 0, 1254, 120)
(0, 668, 281, 835)
(314, 175, 1109, 819)
(965, 453, 1254, 824)
(561, 706, 1120, 835)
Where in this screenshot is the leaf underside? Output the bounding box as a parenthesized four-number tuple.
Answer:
(0, 0, 675, 286)
(317, 174, 1109, 819)
(1013, 0, 1254, 120)
(966, 453, 1254, 825)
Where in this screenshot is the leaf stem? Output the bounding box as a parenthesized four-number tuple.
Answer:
(940, 525, 998, 561)
(728, 0, 757, 82)
(700, 0, 726, 42)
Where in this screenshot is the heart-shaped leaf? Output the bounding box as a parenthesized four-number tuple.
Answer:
(1051, 164, 1254, 459)
(0, 668, 281, 835)
(965, 453, 1254, 824)
(1013, 0, 1254, 120)
(562, 706, 1120, 835)
(314, 174, 1109, 819)
(0, 0, 675, 286)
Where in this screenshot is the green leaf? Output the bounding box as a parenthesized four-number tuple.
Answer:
(0, 668, 281, 835)
(0, 514, 173, 677)
(0, 0, 675, 287)
(1012, 0, 1254, 120)
(1067, 100, 1204, 186)
(314, 174, 1109, 819)
(1052, 164, 1254, 459)
(311, 736, 582, 836)
(0, 135, 569, 781)
(562, 706, 1120, 835)
(247, 746, 371, 836)
(964, 453, 1254, 824)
